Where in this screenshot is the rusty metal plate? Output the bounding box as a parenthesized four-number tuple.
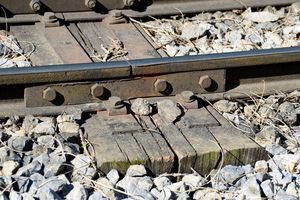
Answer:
(1, 0, 299, 16)
(24, 69, 225, 107)
(0, 0, 124, 14)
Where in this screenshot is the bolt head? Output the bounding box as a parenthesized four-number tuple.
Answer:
(179, 91, 195, 102)
(32, 3, 41, 11)
(109, 96, 123, 109)
(199, 75, 212, 90)
(154, 79, 168, 93)
(85, 0, 96, 8)
(44, 12, 56, 20)
(29, 0, 41, 12)
(124, 0, 135, 7)
(43, 87, 56, 101)
(110, 10, 122, 18)
(91, 84, 104, 98)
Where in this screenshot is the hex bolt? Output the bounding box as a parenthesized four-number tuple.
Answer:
(199, 75, 212, 89)
(123, 0, 135, 7)
(43, 12, 58, 23)
(85, 0, 96, 8)
(109, 96, 124, 109)
(91, 84, 104, 98)
(154, 79, 168, 93)
(110, 10, 122, 18)
(29, 0, 41, 12)
(179, 91, 195, 103)
(43, 87, 57, 101)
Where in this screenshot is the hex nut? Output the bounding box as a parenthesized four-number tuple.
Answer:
(43, 87, 57, 101)
(123, 0, 135, 7)
(29, 0, 41, 12)
(154, 79, 168, 93)
(43, 12, 57, 23)
(91, 84, 104, 98)
(199, 75, 212, 89)
(109, 96, 124, 109)
(85, 0, 96, 8)
(110, 10, 122, 18)
(179, 91, 195, 103)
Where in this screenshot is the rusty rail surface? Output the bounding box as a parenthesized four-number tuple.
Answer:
(0, 47, 299, 115)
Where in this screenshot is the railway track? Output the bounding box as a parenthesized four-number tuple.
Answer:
(0, 1, 300, 199)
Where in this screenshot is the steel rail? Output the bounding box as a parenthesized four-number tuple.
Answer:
(0, 47, 300, 85)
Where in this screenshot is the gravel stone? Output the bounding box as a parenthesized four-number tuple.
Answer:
(22, 115, 39, 133)
(275, 189, 298, 200)
(57, 114, 76, 123)
(0, 194, 8, 200)
(96, 178, 115, 199)
(243, 11, 280, 22)
(159, 188, 172, 199)
(44, 155, 66, 178)
(214, 100, 238, 113)
(2, 160, 20, 176)
(21, 193, 36, 200)
(181, 22, 211, 40)
(153, 177, 172, 191)
(182, 174, 205, 188)
(106, 169, 120, 185)
(37, 187, 63, 200)
(0, 147, 21, 166)
(255, 126, 278, 147)
(126, 165, 147, 177)
(278, 102, 297, 125)
(30, 120, 56, 137)
(286, 182, 298, 197)
(290, 2, 300, 14)
(39, 175, 70, 194)
(37, 135, 56, 147)
(7, 136, 32, 151)
(58, 122, 79, 134)
(16, 161, 43, 177)
(127, 184, 155, 200)
(66, 182, 88, 200)
(265, 144, 288, 155)
(9, 190, 22, 200)
(131, 98, 153, 116)
(157, 99, 181, 123)
(57, 132, 80, 143)
(254, 160, 268, 174)
(117, 176, 153, 193)
(260, 179, 274, 198)
(241, 176, 262, 199)
(193, 189, 222, 200)
(88, 192, 107, 200)
(166, 181, 186, 193)
(220, 165, 245, 184)
(271, 154, 300, 171)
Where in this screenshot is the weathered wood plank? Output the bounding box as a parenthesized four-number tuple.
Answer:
(83, 115, 129, 174)
(108, 23, 161, 59)
(177, 107, 219, 128)
(45, 26, 92, 64)
(151, 114, 197, 173)
(75, 22, 115, 62)
(175, 107, 220, 175)
(134, 115, 174, 174)
(10, 23, 63, 66)
(208, 126, 268, 166)
(114, 133, 149, 166)
(206, 105, 230, 126)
